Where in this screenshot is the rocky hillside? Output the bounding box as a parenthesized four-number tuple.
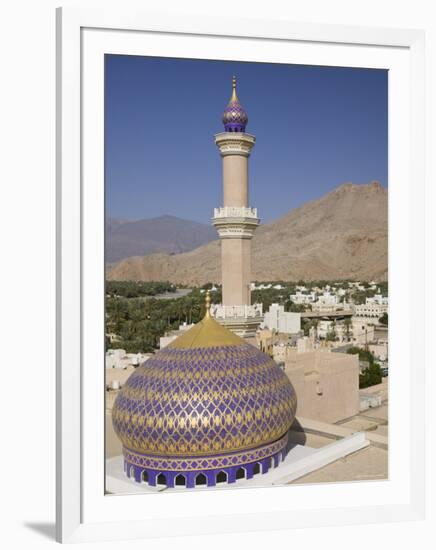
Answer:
(107, 182, 388, 284)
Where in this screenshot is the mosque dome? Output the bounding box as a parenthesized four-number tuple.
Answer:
(112, 293, 297, 489)
(222, 76, 248, 132)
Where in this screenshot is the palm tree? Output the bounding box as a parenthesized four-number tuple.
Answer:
(344, 317, 352, 341)
(312, 319, 319, 339)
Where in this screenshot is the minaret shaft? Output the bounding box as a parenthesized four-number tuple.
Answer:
(211, 77, 262, 337)
(221, 238, 251, 305)
(222, 155, 248, 207)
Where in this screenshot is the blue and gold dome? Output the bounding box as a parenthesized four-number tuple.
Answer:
(222, 76, 248, 132)
(112, 293, 297, 488)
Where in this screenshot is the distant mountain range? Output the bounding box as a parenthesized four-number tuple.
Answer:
(106, 214, 217, 263)
(107, 181, 388, 283)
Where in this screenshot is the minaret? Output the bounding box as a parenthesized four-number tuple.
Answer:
(211, 77, 262, 337)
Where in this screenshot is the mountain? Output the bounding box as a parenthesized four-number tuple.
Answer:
(106, 215, 217, 263)
(107, 181, 388, 284)
(106, 217, 130, 232)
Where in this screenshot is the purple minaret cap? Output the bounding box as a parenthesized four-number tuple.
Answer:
(222, 76, 248, 132)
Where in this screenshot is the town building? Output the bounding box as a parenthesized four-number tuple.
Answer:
(367, 292, 389, 306)
(289, 290, 316, 305)
(105, 348, 152, 369)
(262, 303, 301, 334)
(272, 343, 296, 365)
(369, 339, 388, 361)
(315, 291, 339, 307)
(351, 320, 376, 345)
(359, 379, 388, 412)
(284, 349, 360, 423)
(354, 295, 388, 321)
(312, 294, 352, 314)
(256, 327, 274, 355)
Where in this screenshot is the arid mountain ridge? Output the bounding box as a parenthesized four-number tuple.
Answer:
(107, 181, 388, 284)
(106, 214, 217, 263)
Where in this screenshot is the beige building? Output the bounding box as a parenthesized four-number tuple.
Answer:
(256, 328, 274, 355)
(272, 343, 296, 364)
(285, 350, 360, 423)
(352, 319, 376, 345)
(359, 379, 388, 411)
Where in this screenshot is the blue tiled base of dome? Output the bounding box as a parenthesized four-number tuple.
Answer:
(123, 433, 288, 489)
(224, 123, 246, 132)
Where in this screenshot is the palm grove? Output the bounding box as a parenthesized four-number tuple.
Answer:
(106, 280, 386, 388)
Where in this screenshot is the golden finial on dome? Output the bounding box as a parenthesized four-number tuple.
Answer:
(205, 289, 211, 318)
(168, 287, 244, 348)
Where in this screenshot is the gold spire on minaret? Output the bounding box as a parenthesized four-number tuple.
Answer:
(230, 75, 238, 103)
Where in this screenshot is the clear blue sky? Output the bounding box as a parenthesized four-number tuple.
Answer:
(105, 55, 387, 224)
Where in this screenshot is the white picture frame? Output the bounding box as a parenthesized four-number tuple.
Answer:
(56, 6, 426, 543)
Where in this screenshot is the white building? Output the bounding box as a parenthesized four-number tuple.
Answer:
(199, 285, 218, 293)
(311, 293, 352, 314)
(105, 349, 151, 369)
(262, 303, 301, 334)
(354, 301, 388, 319)
(366, 293, 389, 306)
(315, 291, 338, 307)
(290, 290, 316, 305)
(317, 320, 336, 339)
(251, 283, 272, 290)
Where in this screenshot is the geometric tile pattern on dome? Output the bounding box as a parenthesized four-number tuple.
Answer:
(223, 100, 248, 127)
(123, 433, 288, 471)
(112, 343, 297, 457)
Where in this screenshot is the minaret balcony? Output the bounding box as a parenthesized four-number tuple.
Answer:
(213, 206, 258, 219)
(212, 207, 260, 239)
(211, 303, 263, 321)
(214, 132, 256, 157)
